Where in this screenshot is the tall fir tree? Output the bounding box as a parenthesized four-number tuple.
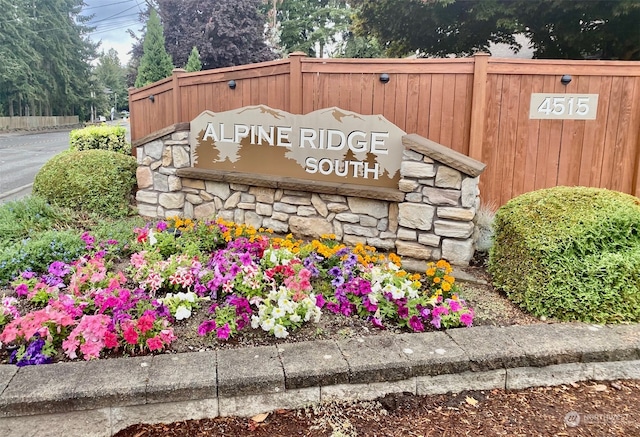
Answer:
(135, 8, 174, 88)
(185, 46, 202, 72)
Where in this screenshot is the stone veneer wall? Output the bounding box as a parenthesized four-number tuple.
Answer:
(134, 126, 485, 265)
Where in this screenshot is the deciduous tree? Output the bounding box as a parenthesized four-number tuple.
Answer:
(157, 0, 276, 70)
(352, 0, 640, 60)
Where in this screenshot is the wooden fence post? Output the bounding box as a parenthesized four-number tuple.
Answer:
(469, 53, 490, 161)
(289, 52, 306, 114)
(172, 68, 186, 124)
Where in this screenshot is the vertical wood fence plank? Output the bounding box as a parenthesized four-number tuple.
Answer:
(469, 53, 489, 162)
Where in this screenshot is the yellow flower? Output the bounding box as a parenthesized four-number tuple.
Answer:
(426, 268, 436, 277)
(433, 277, 441, 284)
(436, 259, 450, 270)
(443, 275, 455, 284)
(441, 282, 452, 292)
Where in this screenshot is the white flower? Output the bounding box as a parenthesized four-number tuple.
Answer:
(175, 305, 192, 320)
(261, 318, 275, 332)
(278, 298, 295, 314)
(148, 229, 157, 246)
(176, 292, 187, 300)
(273, 324, 289, 338)
(290, 313, 301, 323)
(272, 306, 286, 319)
(184, 292, 196, 302)
(251, 315, 260, 329)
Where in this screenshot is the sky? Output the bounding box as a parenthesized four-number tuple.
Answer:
(83, 0, 147, 65)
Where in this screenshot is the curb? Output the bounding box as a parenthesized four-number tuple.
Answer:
(0, 323, 638, 437)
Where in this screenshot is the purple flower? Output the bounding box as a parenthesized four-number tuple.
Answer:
(340, 303, 354, 317)
(315, 294, 325, 308)
(409, 316, 425, 332)
(362, 296, 378, 312)
(48, 261, 70, 277)
(156, 221, 168, 232)
(216, 323, 231, 340)
(331, 275, 345, 288)
(417, 305, 431, 319)
(208, 303, 219, 314)
(21, 271, 36, 280)
(239, 252, 253, 266)
(15, 283, 29, 297)
(397, 304, 408, 319)
(326, 301, 340, 313)
(371, 317, 385, 329)
(198, 320, 217, 336)
(81, 232, 95, 249)
(430, 316, 442, 329)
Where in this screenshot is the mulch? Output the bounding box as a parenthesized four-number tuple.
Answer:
(115, 379, 640, 437)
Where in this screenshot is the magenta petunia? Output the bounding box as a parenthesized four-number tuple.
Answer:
(408, 315, 425, 332)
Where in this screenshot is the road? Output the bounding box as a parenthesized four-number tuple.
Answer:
(0, 121, 131, 203)
(0, 130, 72, 203)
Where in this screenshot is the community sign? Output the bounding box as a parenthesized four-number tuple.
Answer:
(189, 105, 406, 188)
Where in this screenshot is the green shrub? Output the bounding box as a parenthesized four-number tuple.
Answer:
(0, 196, 74, 246)
(0, 230, 85, 284)
(488, 186, 640, 323)
(69, 125, 129, 155)
(33, 150, 137, 218)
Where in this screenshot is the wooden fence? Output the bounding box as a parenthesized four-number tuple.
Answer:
(0, 116, 79, 131)
(129, 53, 640, 207)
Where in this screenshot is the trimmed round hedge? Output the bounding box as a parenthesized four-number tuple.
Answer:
(488, 186, 640, 323)
(33, 150, 137, 218)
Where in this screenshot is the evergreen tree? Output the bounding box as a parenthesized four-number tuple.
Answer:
(185, 46, 202, 72)
(135, 8, 174, 88)
(95, 49, 129, 114)
(0, 0, 96, 117)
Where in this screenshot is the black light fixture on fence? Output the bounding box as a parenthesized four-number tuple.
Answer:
(379, 73, 390, 84)
(228, 80, 237, 89)
(148, 95, 155, 103)
(560, 74, 572, 85)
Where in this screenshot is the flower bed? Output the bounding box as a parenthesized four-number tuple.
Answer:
(0, 218, 473, 366)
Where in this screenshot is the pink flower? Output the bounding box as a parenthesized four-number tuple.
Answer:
(315, 294, 325, 308)
(448, 299, 462, 313)
(123, 324, 139, 345)
(15, 283, 29, 297)
(460, 311, 474, 327)
(146, 336, 164, 351)
(159, 329, 176, 345)
(104, 331, 119, 348)
(136, 315, 155, 334)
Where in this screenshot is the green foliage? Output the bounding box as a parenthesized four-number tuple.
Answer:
(33, 150, 137, 218)
(271, 0, 351, 57)
(352, 0, 640, 60)
(94, 48, 128, 113)
(0, 197, 74, 246)
(69, 125, 129, 155)
(488, 187, 640, 323)
(0, 0, 97, 117)
(0, 230, 85, 284)
(185, 46, 202, 72)
(135, 9, 174, 88)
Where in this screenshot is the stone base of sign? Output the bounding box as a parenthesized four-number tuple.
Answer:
(134, 125, 485, 265)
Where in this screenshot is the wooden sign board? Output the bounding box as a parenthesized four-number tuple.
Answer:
(190, 106, 407, 188)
